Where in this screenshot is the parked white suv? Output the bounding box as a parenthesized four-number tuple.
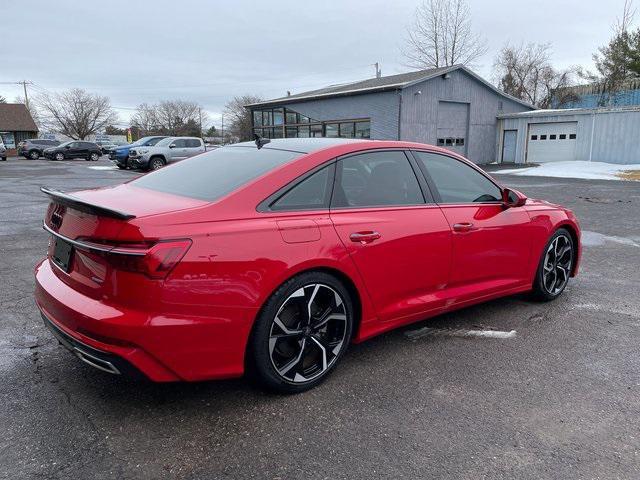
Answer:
(128, 136, 205, 170)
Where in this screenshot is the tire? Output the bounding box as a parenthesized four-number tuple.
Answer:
(531, 228, 575, 301)
(248, 271, 354, 394)
(148, 157, 165, 171)
(117, 165, 127, 170)
(29, 150, 40, 160)
(89, 152, 99, 161)
(55, 152, 65, 161)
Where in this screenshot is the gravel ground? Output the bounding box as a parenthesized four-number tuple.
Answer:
(1, 156, 639, 479)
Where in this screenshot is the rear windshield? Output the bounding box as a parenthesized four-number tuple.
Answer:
(131, 146, 302, 201)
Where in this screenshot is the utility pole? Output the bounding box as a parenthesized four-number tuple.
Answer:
(0, 80, 32, 108)
(21, 80, 30, 109)
(221, 114, 224, 145)
(198, 107, 203, 137)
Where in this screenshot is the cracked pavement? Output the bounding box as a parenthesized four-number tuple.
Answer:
(1, 157, 639, 479)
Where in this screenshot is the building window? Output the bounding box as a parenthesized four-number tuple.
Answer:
(253, 111, 262, 127)
(569, 134, 576, 139)
(286, 110, 297, 124)
(298, 126, 310, 138)
(339, 122, 354, 138)
(325, 123, 339, 138)
(550, 134, 557, 140)
(455, 138, 465, 146)
(355, 122, 370, 138)
(531, 135, 538, 140)
(310, 124, 323, 137)
(251, 107, 370, 139)
(285, 126, 297, 138)
(273, 108, 284, 125)
(437, 138, 445, 146)
(540, 135, 547, 140)
(559, 134, 566, 140)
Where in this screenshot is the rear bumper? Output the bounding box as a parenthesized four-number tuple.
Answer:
(34, 258, 255, 382)
(41, 310, 146, 379)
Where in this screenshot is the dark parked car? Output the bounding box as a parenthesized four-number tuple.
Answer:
(18, 139, 61, 159)
(43, 141, 102, 161)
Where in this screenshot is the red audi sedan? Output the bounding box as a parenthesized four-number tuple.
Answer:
(35, 138, 581, 392)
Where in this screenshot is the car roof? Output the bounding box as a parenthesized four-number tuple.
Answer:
(230, 138, 368, 154)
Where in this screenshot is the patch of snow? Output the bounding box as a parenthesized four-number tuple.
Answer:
(493, 161, 640, 181)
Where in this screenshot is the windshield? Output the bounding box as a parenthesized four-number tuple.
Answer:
(154, 137, 175, 147)
(132, 146, 301, 201)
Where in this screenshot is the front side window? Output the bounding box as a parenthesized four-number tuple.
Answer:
(271, 166, 333, 210)
(332, 151, 424, 208)
(414, 151, 502, 203)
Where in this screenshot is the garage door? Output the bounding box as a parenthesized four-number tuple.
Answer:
(436, 101, 469, 156)
(527, 122, 577, 163)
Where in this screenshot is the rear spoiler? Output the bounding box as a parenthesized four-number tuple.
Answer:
(40, 186, 136, 220)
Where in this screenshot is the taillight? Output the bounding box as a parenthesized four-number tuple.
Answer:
(102, 239, 192, 279)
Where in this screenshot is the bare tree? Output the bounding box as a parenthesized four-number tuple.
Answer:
(493, 43, 576, 108)
(36, 89, 117, 139)
(132, 100, 207, 136)
(0, 95, 6, 103)
(131, 103, 160, 134)
(226, 95, 262, 141)
(403, 0, 487, 69)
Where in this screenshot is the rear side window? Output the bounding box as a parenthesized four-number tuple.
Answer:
(414, 151, 502, 203)
(332, 151, 424, 208)
(172, 139, 188, 148)
(132, 146, 300, 201)
(186, 139, 201, 148)
(271, 165, 333, 211)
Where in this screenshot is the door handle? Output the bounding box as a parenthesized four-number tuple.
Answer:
(453, 222, 475, 232)
(350, 231, 381, 244)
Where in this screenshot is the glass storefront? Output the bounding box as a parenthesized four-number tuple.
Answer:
(252, 107, 370, 140)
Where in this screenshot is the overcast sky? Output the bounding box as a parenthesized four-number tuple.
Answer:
(1, 0, 621, 129)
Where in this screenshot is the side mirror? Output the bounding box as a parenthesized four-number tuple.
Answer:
(169, 144, 176, 149)
(502, 188, 527, 208)
(65, 145, 71, 149)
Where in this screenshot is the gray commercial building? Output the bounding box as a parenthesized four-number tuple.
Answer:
(498, 106, 640, 165)
(247, 65, 534, 164)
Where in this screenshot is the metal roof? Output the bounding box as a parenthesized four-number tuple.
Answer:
(498, 104, 640, 119)
(0, 103, 38, 131)
(246, 65, 534, 109)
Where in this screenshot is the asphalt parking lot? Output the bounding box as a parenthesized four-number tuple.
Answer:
(1, 156, 639, 479)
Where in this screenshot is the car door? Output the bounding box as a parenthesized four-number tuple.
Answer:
(169, 139, 188, 162)
(185, 139, 205, 158)
(329, 150, 452, 323)
(412, 150, 532, 300)
(66, 142, 81, 158)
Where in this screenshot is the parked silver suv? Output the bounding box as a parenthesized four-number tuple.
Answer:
(0, 139, 6, 161)
(128, 136, 205, 170)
